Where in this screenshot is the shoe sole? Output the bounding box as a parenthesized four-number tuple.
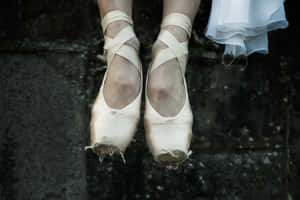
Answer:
(89, 143, 126, 163)
(156, 150, 187, 165)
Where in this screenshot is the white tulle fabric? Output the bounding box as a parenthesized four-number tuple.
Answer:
(205, 0, 288, 64)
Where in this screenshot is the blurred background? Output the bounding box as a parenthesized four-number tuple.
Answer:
(0, 0, 299, 199)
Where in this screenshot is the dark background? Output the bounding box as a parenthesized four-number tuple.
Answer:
(0, 0, 299, 200)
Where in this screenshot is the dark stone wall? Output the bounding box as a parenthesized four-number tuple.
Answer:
(0, 0, 299, 200)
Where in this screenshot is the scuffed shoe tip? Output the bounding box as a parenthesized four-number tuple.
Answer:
(85, 143, 126, 164)
(156, 150, 188, 166)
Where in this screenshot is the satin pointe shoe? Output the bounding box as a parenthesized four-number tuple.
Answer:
(144, 13, 194, 165)
(85, 10, 143, 163)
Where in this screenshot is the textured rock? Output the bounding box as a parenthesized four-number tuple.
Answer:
(0, 54, 88, 200)
(0, 0, 98, 40)
(142, 152, 286, 200)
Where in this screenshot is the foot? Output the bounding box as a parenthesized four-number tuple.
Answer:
(147, 25, 189, 117)
(102, 21, 141, 109)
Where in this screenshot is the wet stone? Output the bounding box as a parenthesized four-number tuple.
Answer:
(142, 152, 286, 200)
(85, 142, 147, 200)
(0, 53, 88, 200)
(0, 0, 99, 41)
(187, 58, 289, 151)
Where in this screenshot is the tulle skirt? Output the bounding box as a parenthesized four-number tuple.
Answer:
(205, 0, 289, 65)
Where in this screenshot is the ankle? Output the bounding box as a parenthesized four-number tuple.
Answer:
(105, 21, 140, 52)
(152, 25, 189, 56)
(152, 40, 166, 55)
(163, 25, 189, 42)
(126, 37, 140, 52)
(105, 21, 131, 38)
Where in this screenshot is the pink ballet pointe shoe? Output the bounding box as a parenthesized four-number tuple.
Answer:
(85, 10, 143, 163)
(144, 13, 194, 165)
